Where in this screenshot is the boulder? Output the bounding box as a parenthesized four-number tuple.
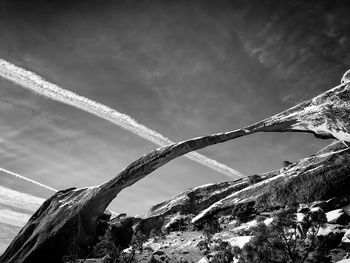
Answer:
(342, 229, 350, 250)
(326, 209, 350, 225)
(192, 142, 350, 225)
(197, 257, 210, 263)
(317, 224, 345, 249)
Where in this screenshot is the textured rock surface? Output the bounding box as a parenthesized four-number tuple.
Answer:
(192, 141, 350, 224)
(2, 77, 350, 262)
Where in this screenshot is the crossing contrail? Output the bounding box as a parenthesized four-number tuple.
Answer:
(0, 167, 57, 192)
(0, 59, 244, 178)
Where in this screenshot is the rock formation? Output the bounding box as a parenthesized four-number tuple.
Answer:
(1, 75, 350, 262)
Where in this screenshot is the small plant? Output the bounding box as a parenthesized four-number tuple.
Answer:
(92, 227, 119, 263)
(248, 174, 262, 185)
(149, 228, 166, 242)
(197, 216, 221, 255)
(166, 215, 192, 232)
(211, 239, 241, 263)
(203, 216, 221, 241)
(232, 201, 256, 223)
(283, 160, 293, 167)
(122, 229, 148, 263)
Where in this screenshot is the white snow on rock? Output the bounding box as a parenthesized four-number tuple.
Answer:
(336, 259, 350, 263)
(197, 256, 210, 263)
(326, 209, 344, 223)
(342, 229, 350, 247)
(227, 236, 253, 248)
(317, 224, 344, 236)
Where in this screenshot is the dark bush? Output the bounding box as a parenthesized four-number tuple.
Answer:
(248, 175, 262, 185)
(233, 201, 256, 222)
(239, 208, 330, 263)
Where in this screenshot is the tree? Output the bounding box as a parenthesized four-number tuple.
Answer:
(232, 201, 256, 223)
(248, 174, 262, 185)
(239, 208, 329, 263)
(149, 228, 166, 242)
(283, 161, 293, 167)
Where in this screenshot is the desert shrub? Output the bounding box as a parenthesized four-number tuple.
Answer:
(203, 216, 221, 240)
(248, 174, 262, 185)
(92, 227, 119, 263)
(166, 216, 192, 232)
(283, 160, 293, 167)
(255, 215, 266, 223)
(130, 230, 147, 253)
(197, 216, 221, 255)
(197, 238, 241, 262)
(92, 240, 119, 262)
(120, 230, 148, 263)
(149, 228, 166, 242)
(196, 239, 211, 255)
(232, 201, 256, 222)
(211, 239, 241, 263)
(239, 208, 330, 263)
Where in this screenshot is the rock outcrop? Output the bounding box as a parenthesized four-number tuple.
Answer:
(192, 141, 350, 224)
(2, 76, 350, 262)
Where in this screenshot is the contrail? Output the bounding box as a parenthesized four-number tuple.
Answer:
(0, 59, 244, 178)
(0, 167, 57, 192)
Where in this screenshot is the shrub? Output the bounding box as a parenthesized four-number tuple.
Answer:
(130, 230, 147, 253)
(232, 201, 256, 222)
(203, 216, 221, 241)
(149, 228, 166, 242)
(248, 175, 262, 185)
(92, 227, 119, 263)
(283, 160, 293, 167)
(211, 239, 240, 263)
(239, 208, 330, 263)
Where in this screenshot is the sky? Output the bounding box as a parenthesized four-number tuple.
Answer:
(1, 1, 350, 249)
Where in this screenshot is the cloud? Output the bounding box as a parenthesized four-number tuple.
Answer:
(0, 185, 45, 213)
(0, 59, 244, 178)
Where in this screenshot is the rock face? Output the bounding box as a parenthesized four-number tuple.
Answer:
(192, 141, 350, 224)
(2, 76, 350, 262)
(140, 140, 350, 228)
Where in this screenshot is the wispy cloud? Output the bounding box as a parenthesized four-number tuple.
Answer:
(0, 59, 244, 178)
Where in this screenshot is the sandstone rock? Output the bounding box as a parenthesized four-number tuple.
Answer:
(342, 229, 350, 251)
(317, 224, 345, 249)
(192, 142, 350, 225)
(310, 200, 330, 212)
(197, 257, 210, 263)
(327, 209, 350, 225)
